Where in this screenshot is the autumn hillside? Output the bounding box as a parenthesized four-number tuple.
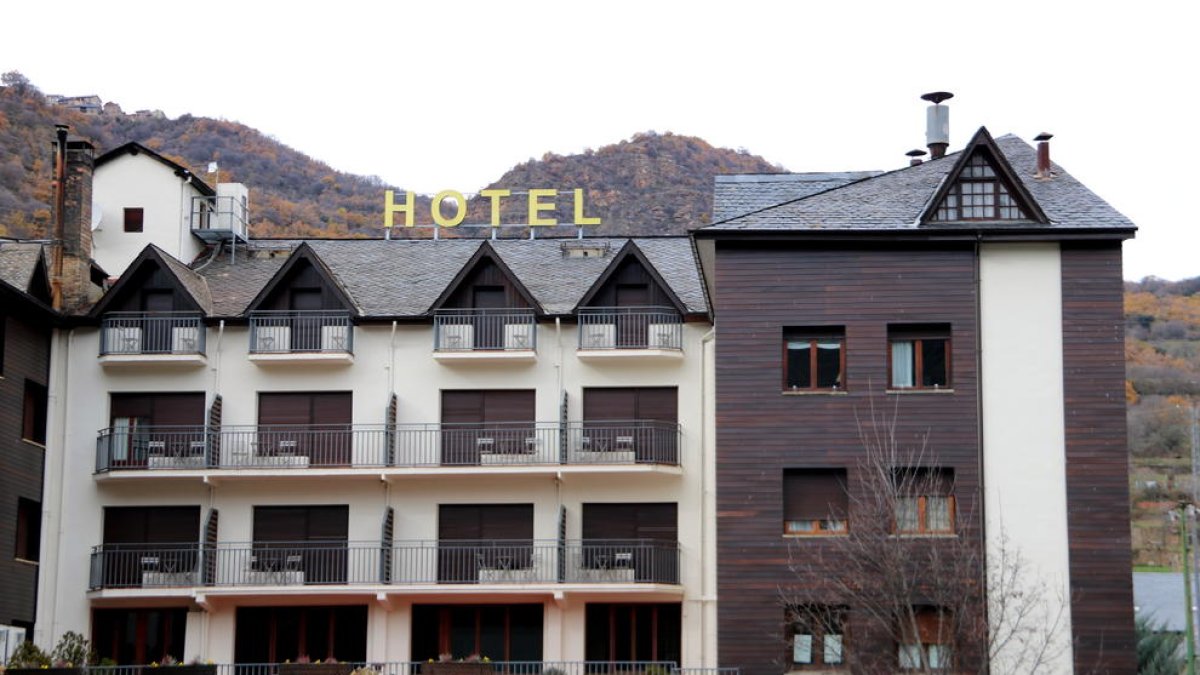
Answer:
(1124, 275, 1200, 567)
(0, 72, 782, 241)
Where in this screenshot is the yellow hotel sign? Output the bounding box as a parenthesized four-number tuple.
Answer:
(384, 188, 602, 228)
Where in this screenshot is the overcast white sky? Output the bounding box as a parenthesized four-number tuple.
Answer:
(2, 1, 1196, 280)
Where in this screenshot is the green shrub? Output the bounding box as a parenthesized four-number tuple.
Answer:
(50, 631, 94, 668)
(8, 641, 51, 668)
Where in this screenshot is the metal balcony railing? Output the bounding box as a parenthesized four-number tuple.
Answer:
(100, 312, 205, 356)
(191, 194, 248, 238)
(577, 307, 682, 350)
(88, 539, 680, 589)
(434, 309, 537, 352)
(95, 422, 682, 472)
(81, 662, 700, 675)
(249, 311, 353, 354)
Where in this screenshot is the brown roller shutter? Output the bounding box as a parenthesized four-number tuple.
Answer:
(253, 506, 347, 542)
(439, 504, 533, 540)
(482, 391, 535, 423)
(582, 503, 676, 541)
(441, 391, 484, 424)
(584, 389, 637, 421)
(784, 470, 849, 521)
(103, 506, 200, 544)
(635, 388, 677, 423)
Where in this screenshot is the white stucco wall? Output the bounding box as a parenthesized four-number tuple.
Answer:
(37, 319, 714, 666)
(979, 243, 1074, 674)
(92, 154, 206, 276)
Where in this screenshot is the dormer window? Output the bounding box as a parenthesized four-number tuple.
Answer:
(932, 154, 1029, 222)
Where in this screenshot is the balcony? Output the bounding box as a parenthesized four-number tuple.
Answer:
(191, 194, 248, 242)
(84, 662, 707, 675)
(249, 311, 353, 364)
(95, 422, 681, 473)
(577, 308, 683, 360)
(88, 539, 680, 590)
(98, 312, 206, 366)
(433, 309, 537, 362)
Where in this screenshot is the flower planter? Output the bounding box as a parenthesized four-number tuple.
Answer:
(279, 663, 355, 675)
(167, 665, 218, 675)
(421, 663, 493, 675)
(6, 669, 83, 675)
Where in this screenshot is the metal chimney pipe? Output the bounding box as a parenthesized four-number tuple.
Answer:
(51, 123, 69, 309)
(1034, 132, 1054, 177)
(921, 92, 953, 159)
(906, 149, 928, 167)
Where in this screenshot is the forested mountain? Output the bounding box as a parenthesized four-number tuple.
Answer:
(1124, 276, 1200, 567)
(0, 72, 781, 240)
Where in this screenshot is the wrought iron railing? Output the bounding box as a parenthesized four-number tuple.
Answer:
(78, 662, 699, 675)
(100, 312, 205, 355)
(96, 422, 681, 472)
(577, 307, 682, 350)
(433, 309, 537, 352)
(249, 311, 353, 354)
(88, 539, 680, 589)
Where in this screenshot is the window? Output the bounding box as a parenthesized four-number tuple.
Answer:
(931, 154, 1028, 221)
(898, 607, 952, 670)
(889, 324, 951, 389)
(785, 328, 845, 391)
(788, 606, 846, 668)
(784, 469, 848, 535)
(22, 379, 47, 444)
(124, 207, 144, 232)
(894, 468, 955, 535)
(15, 498, 41, 562)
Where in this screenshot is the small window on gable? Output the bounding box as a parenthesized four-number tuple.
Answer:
(931, 153, 1029, 222)
(784, 469, 848, 536)
(889, 324, 951, 390)
(124, 207, 144, 232)
(788, 605, 846, 668)
(784, 327, 845, 391)
(894, 468, 955, 535)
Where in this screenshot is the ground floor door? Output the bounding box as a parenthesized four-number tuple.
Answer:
(411, 604, 543, 662)
(92, 607, 187, 665)
(585, 603, 681, 664)
(234, 605, 367, 664)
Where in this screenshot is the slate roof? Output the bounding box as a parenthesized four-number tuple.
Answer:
(705, 133, 1135, 233)
(187, 237, 706, 318)
(154, 246, 213, 313)
(0, 242, 44, 292)
(712, 172, 881, 222)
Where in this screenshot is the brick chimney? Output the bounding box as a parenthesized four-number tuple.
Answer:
(51, 128, 96, 311)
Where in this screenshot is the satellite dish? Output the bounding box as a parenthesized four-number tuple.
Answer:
(91, 198, 103, 231)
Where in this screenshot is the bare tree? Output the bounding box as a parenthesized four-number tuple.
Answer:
(779, 397, 1069, 674)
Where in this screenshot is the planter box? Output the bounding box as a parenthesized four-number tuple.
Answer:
(421, 663, 493, 675)
(168, 665, 218, 675)
(7, 669, 83, 675)
(279, 663, 355, 675)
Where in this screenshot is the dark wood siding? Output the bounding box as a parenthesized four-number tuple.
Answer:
(713, 242, 982, 674)
(107, 261, 198, 313)
(0, 304, 51, 628)
(1061, 243, 1135, 673)
(585, 257, 675, 308)
(443, 257, 530, 309)
(262, 260, 348, 311)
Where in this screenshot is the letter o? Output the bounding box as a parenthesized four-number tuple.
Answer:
(432, 190, 467, 227)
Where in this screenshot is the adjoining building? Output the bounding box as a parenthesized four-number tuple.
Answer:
(695, 112, 1136, 672)
(34, 148, 717, 668)
(0, 241, 56, 659)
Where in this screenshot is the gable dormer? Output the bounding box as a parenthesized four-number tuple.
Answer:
(576, 242, 685, 354)
(431, 243, 540, 357)
(922, 127, 1049, 225)
(245, 245, 355, 362)
(91, 246, 208, 365)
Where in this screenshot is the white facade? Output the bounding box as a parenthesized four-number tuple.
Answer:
(979, 243, 1074, 673)
(92, 151, 208, 275)
(37, 299, 716, 666)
